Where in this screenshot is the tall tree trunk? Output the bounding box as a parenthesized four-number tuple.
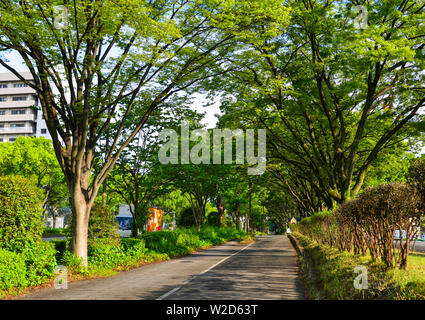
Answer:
(131, 206, 138, 238)
(70, 188, 91, 267)
(216, 194, 225, 227)
(235, 199, 240, 229)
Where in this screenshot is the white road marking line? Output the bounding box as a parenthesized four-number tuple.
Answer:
(156, 240, 256, 300)
(156, 286, 181, 300)
(198, 241, 255, 275)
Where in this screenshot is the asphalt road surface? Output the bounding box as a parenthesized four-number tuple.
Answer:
(394, 240, 425, 254)
(16, 235, 304, 300)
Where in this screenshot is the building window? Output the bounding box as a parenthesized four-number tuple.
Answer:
(0, 84, 7, 89)
(13, 83, 28, 88)
(10, 123, 25, 128)
(0, 111, 5, 115)
(0, 124, 4, 128)
(0, 138, 3, 142)
(0, 98, 6, 102)
(12, 96, 27, 101)
(41, 128, 47, 134)
(11, 110, 26, 115)
(9, 138, 16, 142)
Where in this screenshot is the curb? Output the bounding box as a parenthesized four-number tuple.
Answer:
(287, 233, 321, 299)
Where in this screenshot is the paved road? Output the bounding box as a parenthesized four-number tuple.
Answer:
(16, 235, 304, 300)
(394, 240, 425, 254)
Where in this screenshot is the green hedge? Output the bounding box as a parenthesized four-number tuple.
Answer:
(0, 176, 44, 251)
(0, 241, 57, 291)
(0, 248, 27, 290)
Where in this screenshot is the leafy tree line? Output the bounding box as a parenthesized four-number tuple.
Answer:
(1, 0, 423, 266)
(215, 0, 425, 218)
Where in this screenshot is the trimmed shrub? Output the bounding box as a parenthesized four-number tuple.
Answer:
(0, 248, 27, 290)
(0, 176, 44, 251)
(294, 182, 422, 269)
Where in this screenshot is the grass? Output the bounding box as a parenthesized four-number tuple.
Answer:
(290, 232, 425, 300)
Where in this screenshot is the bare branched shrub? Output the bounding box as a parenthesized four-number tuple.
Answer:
(295, 182, 422, 269)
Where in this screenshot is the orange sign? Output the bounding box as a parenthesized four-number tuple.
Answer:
(147, 207, 163, 232)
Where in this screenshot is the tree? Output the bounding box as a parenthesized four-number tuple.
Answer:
(174, 163, 222, 231)
(106, 106, 199, 237)
(0, 176, 44, 251)
(216, 0, 425, 211)
(0, 0, 287, 265)
(0, 136, 68, 210)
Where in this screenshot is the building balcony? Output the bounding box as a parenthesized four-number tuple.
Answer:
(0, 114, 36, 122)
(0, 101, 37, 108)
(0, 126, 35, 134)
(0, 87, 36, 95)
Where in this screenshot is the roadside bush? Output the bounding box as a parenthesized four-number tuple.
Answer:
(20, 241, 57, 286)
(0, 176, 44, 251)
(143, 226, 246, 257)
(121, 238, 146, 259)
(60, 251, 87, 274)
(143, 230, 192, 256)
(0, 248, 27, 291)
(87, 238, 126, 268)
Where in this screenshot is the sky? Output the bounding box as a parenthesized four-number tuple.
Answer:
(0, 51, 222, 128)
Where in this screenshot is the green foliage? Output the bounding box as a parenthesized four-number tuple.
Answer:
(207, 211, 220, 226)
(88, 239, 127, 268)
(0, 176, 44, 251)
(60, 251, 86, 274)
(88, 204, 120, 243)
(143, 226, 246, 257)
(43, 228, 70, 237)
(51, 239, 70, 263)
(0, 136, 68, 208)
(0, 241, 57, 292)
(20, 241, 57, 286)
(0, 248, 27, 291)
(88, 238, 152, 269)
(177, 207, 197, 227)
(294, 181, 423, 269)
(120, 238, 146, 259)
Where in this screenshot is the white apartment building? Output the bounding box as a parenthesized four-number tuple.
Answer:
(0, 72, 51, 142)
